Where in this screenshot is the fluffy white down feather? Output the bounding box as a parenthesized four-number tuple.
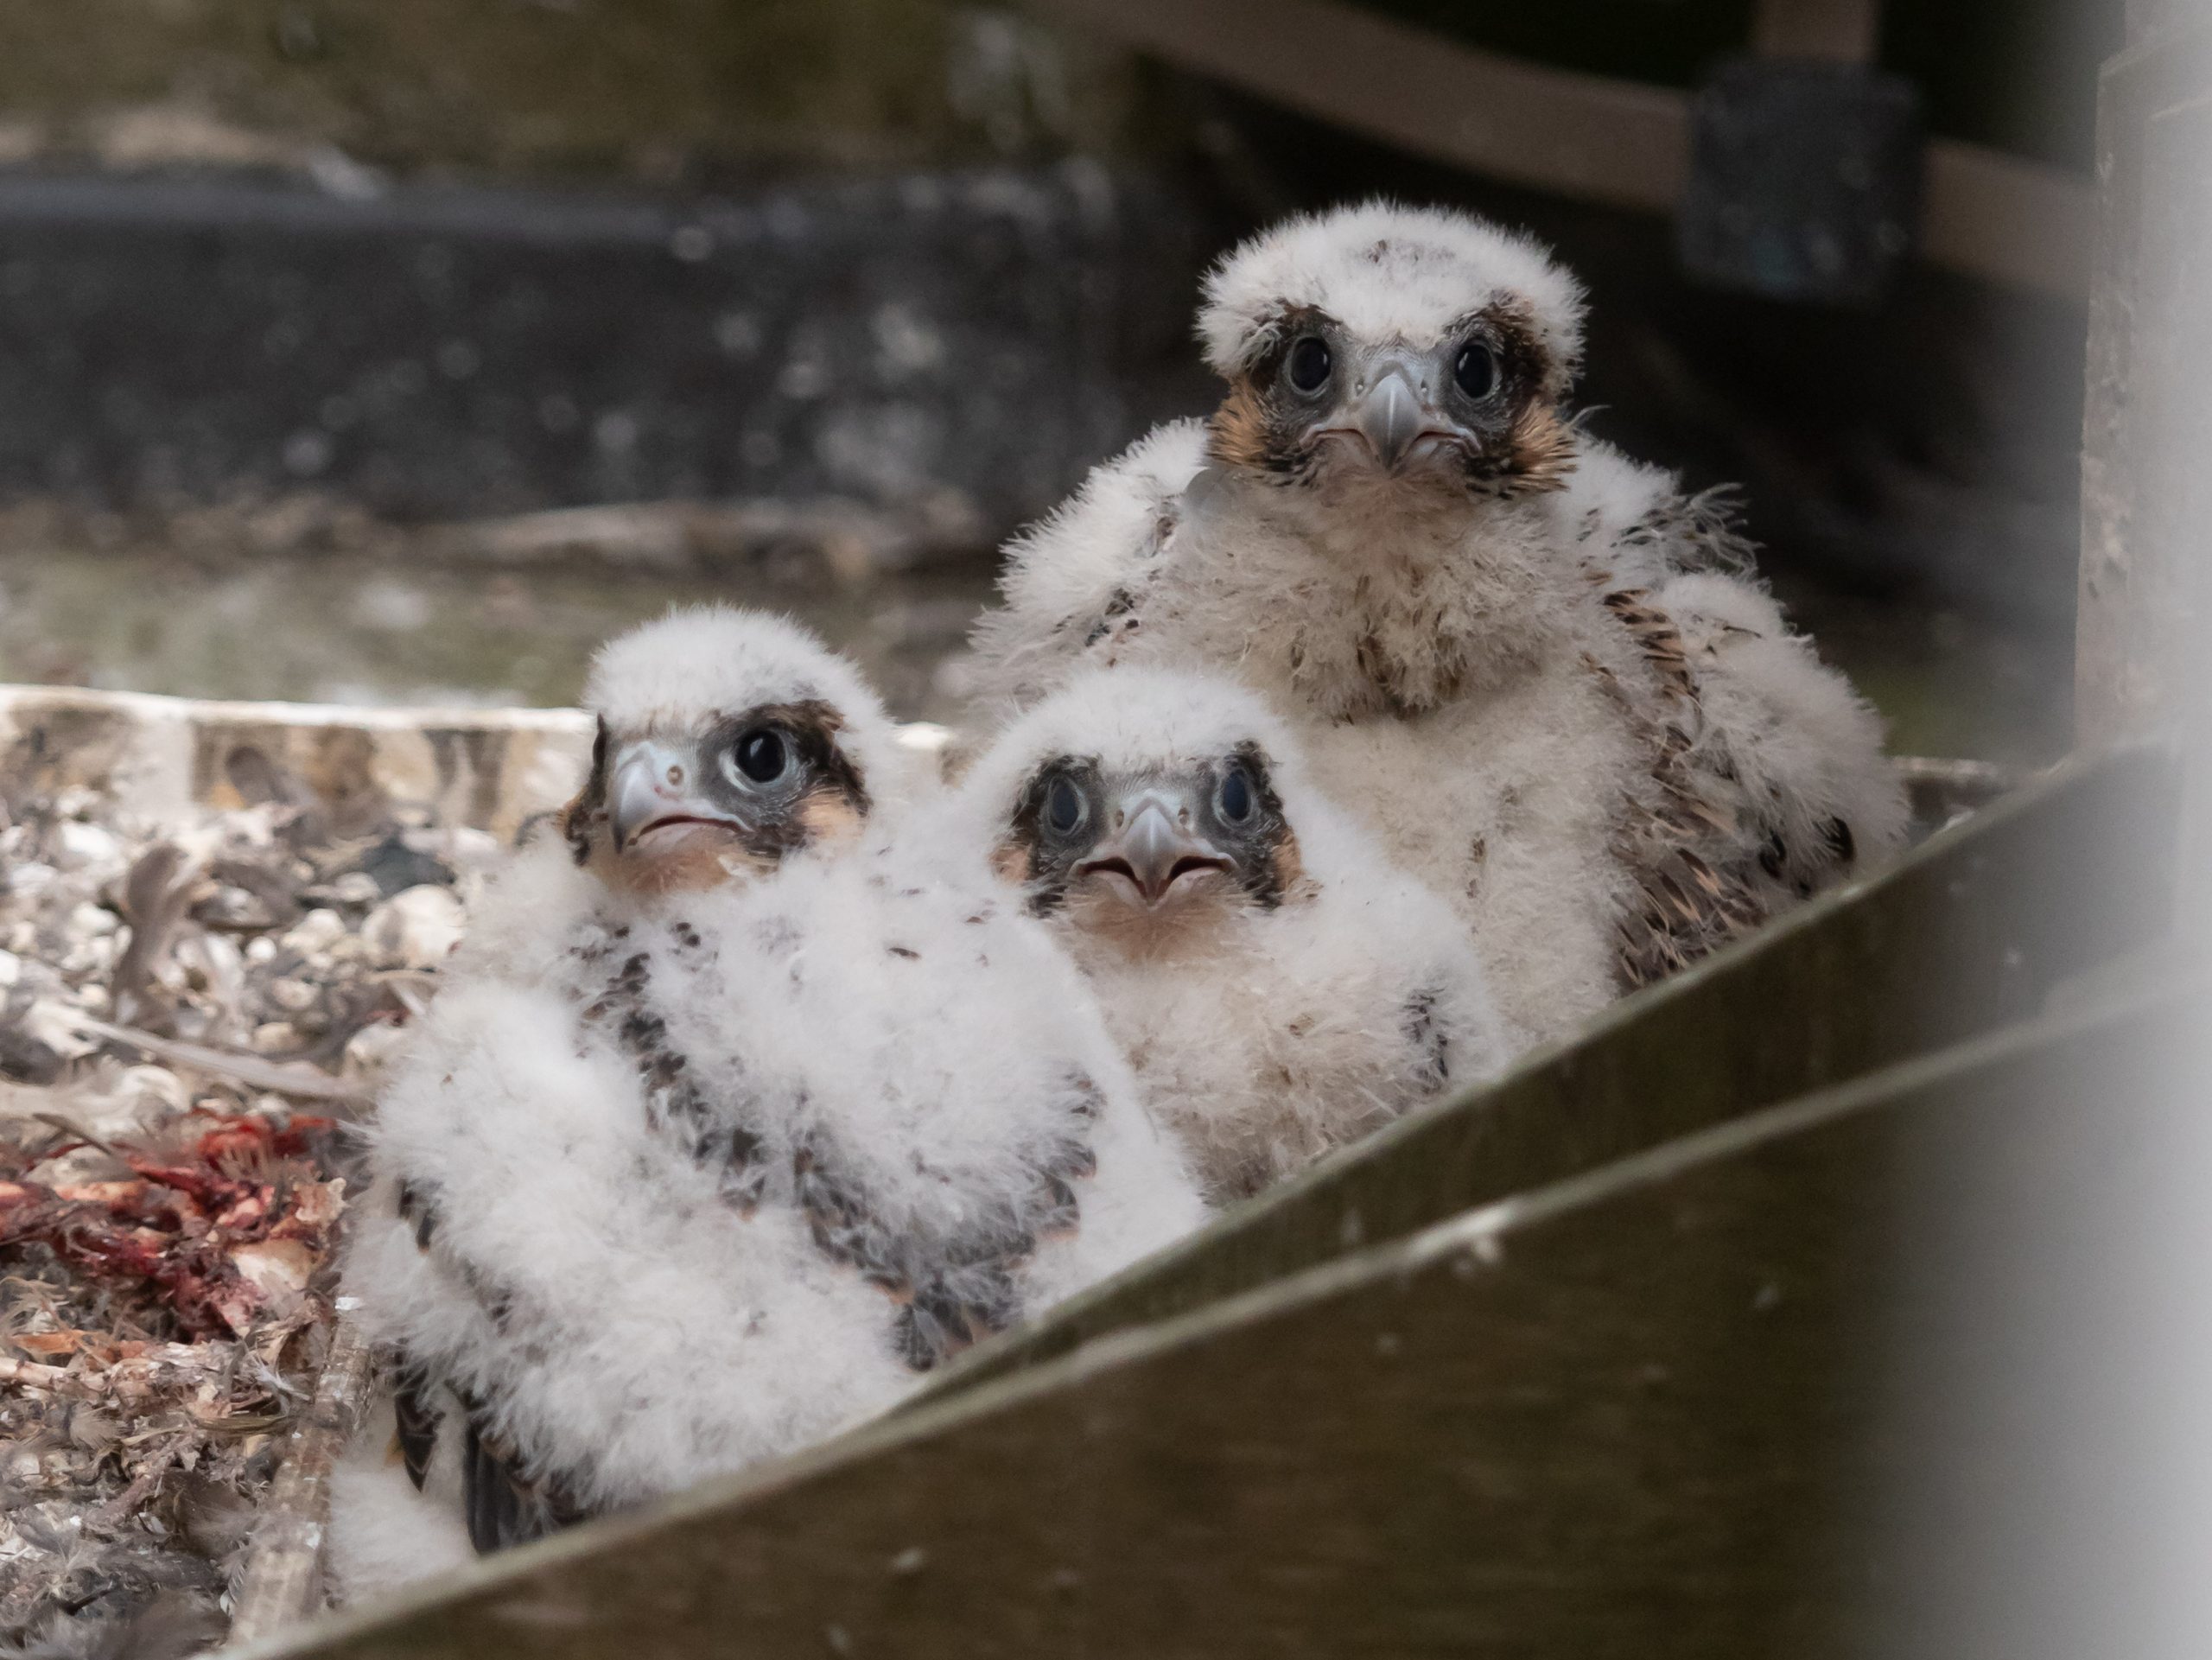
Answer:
(584, 606, 919, 804)
(630, 831, 1207, 1313)
(952, 667, 1513, 1203)
(964, 207, 1908, 1038)
(325, 1402, 474, 1603)
(1196, 199, 1586, 393)
(330, 611, 1205, 1603)
(330, 910, 918, 1601)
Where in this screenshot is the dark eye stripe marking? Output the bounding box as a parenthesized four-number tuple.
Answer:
(1000, 744, 1300, 915)
(1206, 294, 1573, 497)
(565, 699, 872, 872)
(1002, 754, 1104, 916)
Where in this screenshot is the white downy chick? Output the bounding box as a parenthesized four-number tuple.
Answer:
(967, 200, 1908, 1038)
(952, 665, 1512, 1205)
(329, 607, 1202, 1601)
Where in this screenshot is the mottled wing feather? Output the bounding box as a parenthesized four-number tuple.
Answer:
(607, 919, 1122, 1377)
(391, 1362, 442, 1492)
(1613, 485, 1894, 908)
(1613, 485, 1758, 576)
(967, 421, 1209, 709)
(582, 943, 770, 1205)
(461, 1405, 590, 1554)
(391, 1158, 580, 1545)
(1401, 985, 1454, 1091)
(387, 1180, 447, 1491)
(1592, 588, 1771, 989)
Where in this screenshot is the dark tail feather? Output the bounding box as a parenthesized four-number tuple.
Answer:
(391, 1364, 442, 1492)
(461, 1410, 589, 1555)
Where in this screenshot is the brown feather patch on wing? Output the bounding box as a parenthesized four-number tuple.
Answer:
(582, 938, 772, 1210)
(787, 1084, 1110, 1374)
(395, 1178, 436, 1250)
(1589, 588, 1769, 990)
(390, 1360, 442, 1491)
(1402, 985, 1453, 1092)
(791, 1128, 1030, 1372)
(460, 1397, 591, 1555)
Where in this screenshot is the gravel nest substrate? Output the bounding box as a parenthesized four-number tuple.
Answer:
(0, 762, 496, 1657)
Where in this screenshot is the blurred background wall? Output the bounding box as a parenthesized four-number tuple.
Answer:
(0, 0, 2122, 763)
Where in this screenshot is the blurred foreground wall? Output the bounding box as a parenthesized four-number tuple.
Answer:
(0, 0, 2126, 757)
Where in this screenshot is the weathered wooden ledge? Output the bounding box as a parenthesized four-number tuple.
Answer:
(226, 984, 2177, 1659)
(0, 683, 950, 838)
(914, 741, 2176, 1402)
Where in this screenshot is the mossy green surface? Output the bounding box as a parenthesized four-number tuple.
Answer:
(1360, 0, 2119, 169)
(0, 0, 2116, 181)
(0, 541, 995, 722)
(0, 537, 2069, 766)
(0, 0, 1154, 180)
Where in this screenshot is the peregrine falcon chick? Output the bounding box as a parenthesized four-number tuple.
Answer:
(953, 665, 1512, 1205)
(329, 608, 1203, 1600)
(967, 200, 1908, 1038)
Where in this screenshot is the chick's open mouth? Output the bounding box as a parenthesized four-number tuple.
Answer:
(628, 814, 747, 849)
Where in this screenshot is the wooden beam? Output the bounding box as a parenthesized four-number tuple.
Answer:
(228, 1320, 378, 1644)
(918, 744, 2176, 1402)
(1751, 0, 1881, 63)
(2075, 24, 2212, 743)
(1037, 0, 1692, 216)
(234, 994, 2173, 1659)
(1922, 140, 2096, 304)
(1893, 754, 2015, 824)
(1032, 0, 2094, 298)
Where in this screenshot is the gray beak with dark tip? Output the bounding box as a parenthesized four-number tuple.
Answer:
(611, 739, 729, 853)
(1356, 359, 1427, 470)
(1077, 787, 1232, 908)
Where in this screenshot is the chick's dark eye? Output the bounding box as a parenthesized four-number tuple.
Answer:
(734, 728, 787, 784)
(1046, 776, 1086, 836)
(1287, 335, 1332, 394)
(1217, 767, 1253, 824)
(1453, 340, 1497, 401)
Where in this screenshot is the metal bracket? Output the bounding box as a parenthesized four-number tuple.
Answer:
(1678, 54, 1925, 305)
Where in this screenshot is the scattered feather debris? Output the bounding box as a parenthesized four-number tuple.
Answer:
(0, 763, 493, 1651)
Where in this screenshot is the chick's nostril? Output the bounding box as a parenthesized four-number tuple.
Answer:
(666, 765, 683, 786)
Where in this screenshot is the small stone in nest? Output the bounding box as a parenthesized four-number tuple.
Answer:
(356, 834, 457, 898)
(362, 886, 466, 970)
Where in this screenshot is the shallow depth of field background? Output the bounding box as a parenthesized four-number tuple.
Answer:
(0, 0, 2120, 766)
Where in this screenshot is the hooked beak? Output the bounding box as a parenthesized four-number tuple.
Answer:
(609, 740, 740, 855)
(1331, 350, 1480, 474)
(1356, 364, 1426, 469)
(1074, 790, 1233, 910)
